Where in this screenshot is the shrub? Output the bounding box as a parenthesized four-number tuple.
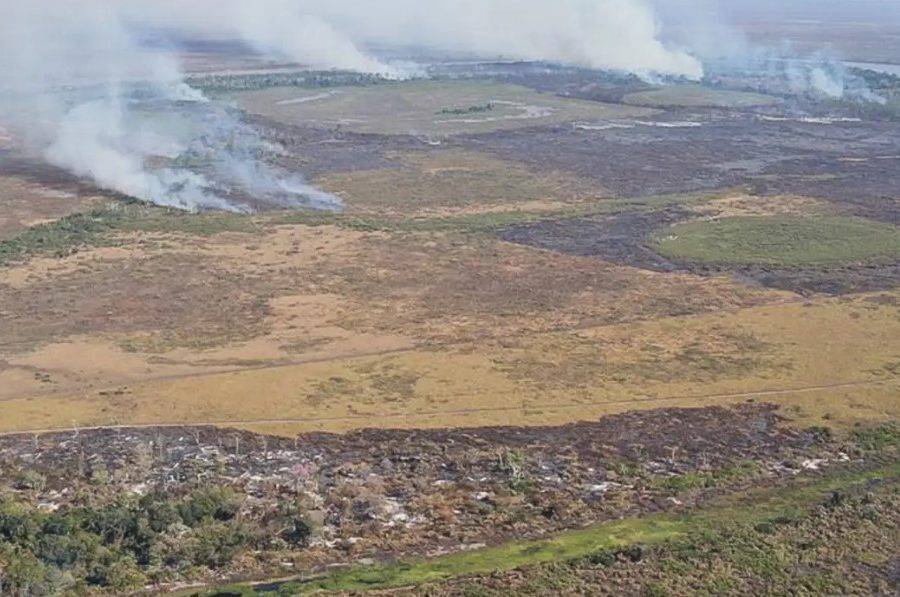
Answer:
(177, 487, 242, 527)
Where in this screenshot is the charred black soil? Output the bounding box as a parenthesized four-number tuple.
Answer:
(458, 115, 900, 223)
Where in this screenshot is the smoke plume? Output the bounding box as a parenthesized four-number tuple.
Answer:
(11, 1, 886, 212)
(126, 0, 702, 79)
(0, 0, 701, 211)
(0, 2, 344, 211)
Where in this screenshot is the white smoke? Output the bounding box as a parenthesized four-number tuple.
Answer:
(649, 0, 889, 102)
(123, 0, 702, 80)
(0, 0, 702, 211)
(0, 0, 703, 211)
(225, 1, 399, 75)
(0, 2, 343, 212)
(311, 0, 704, 79)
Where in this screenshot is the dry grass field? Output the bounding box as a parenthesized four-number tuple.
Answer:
(317, 149, 608, 216)
(0, 80, 896, 438)
(1, 182, 896, 436)
(0, 292, 897, 436)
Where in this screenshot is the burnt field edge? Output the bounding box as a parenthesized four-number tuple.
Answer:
(190, 459, 900, 596)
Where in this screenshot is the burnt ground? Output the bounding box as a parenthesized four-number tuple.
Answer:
(238, 70, 898, 225)
(500, 208, 900, 295)
(456, 115, 900, 224)
(0, 155, 130, 203)
(6, 76, 899, 222)
(0, 404, 842, 573)
(245, 113, 419, 180)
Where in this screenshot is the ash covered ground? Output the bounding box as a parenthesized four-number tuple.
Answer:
(0, 405, 851, 576)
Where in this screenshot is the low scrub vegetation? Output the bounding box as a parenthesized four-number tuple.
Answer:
(0, 203, 255, 265)
(0, 487, 310, 594)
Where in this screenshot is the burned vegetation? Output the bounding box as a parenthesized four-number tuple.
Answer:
(1, 405, 894, 594)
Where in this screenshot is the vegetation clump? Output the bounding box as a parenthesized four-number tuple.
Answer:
(0, 487, 272, 594)
(0, 202, 255, 266)
(653, 215, 900, 266)
(439, 102, 496, 115)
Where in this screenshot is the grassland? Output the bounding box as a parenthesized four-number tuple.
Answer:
(623, 84, 779, 108)
(316, 149, 607, 216)
(0, 175, 102, 241)
(0, 178, 896, 442)
(653, 215, 900, 266)
(1, 291, 896, 436)
(0, 183, 713, 267)
(229, 80, 654, 136)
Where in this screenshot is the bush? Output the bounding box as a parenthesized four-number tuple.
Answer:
(0, 486, 256, 591)
(281, 516, 313, 548)
(98, 554, 147, 593)
(188, 522, 252, 569)
(852, 423, 900, 451)
(177, 487, 242, 527)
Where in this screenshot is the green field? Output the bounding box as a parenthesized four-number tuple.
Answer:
(652, 215, 900, 266)
(0, 202, 256, 266)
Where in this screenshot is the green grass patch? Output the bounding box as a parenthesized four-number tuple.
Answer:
(652, 215, 900, 266)
(651, 461, 760, 492)
(198, 461, 899, 596)
(852, 422, 900, 451)
(268, 191, 713, 235)
(0, 202, 256, 266)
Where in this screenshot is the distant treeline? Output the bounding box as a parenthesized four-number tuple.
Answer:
(188, 70, 393, 94)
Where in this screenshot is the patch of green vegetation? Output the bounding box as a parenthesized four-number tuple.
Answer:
(268, 191, 713, 234)
(201, 461, 898, 596)
(439, 102, 495, 115)
(0, 487, 268, 595)
(451, 483, 895, 597)
(651, 461, 760, 492)
(0, 206, 122, 265)
(852, 422, 900, 451)
(652, 215, 900, 266)
(245, 518, 684, 595)
(119, 330, 265, 355)
(0, 202, 256, 266)
(113, 207, 256, 237)
(189, 70, 390, 95)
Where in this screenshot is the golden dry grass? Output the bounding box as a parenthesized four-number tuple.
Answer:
(1, 292, 895, 436)
(1, 173, 896, 439)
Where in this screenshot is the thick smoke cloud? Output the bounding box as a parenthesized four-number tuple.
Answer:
(0, 0, 699, 211)
(651, 0, 890, 102)
(3, 1, 881, 211)
(125, 0, 702, 79)
(0, 2, 349, 211)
